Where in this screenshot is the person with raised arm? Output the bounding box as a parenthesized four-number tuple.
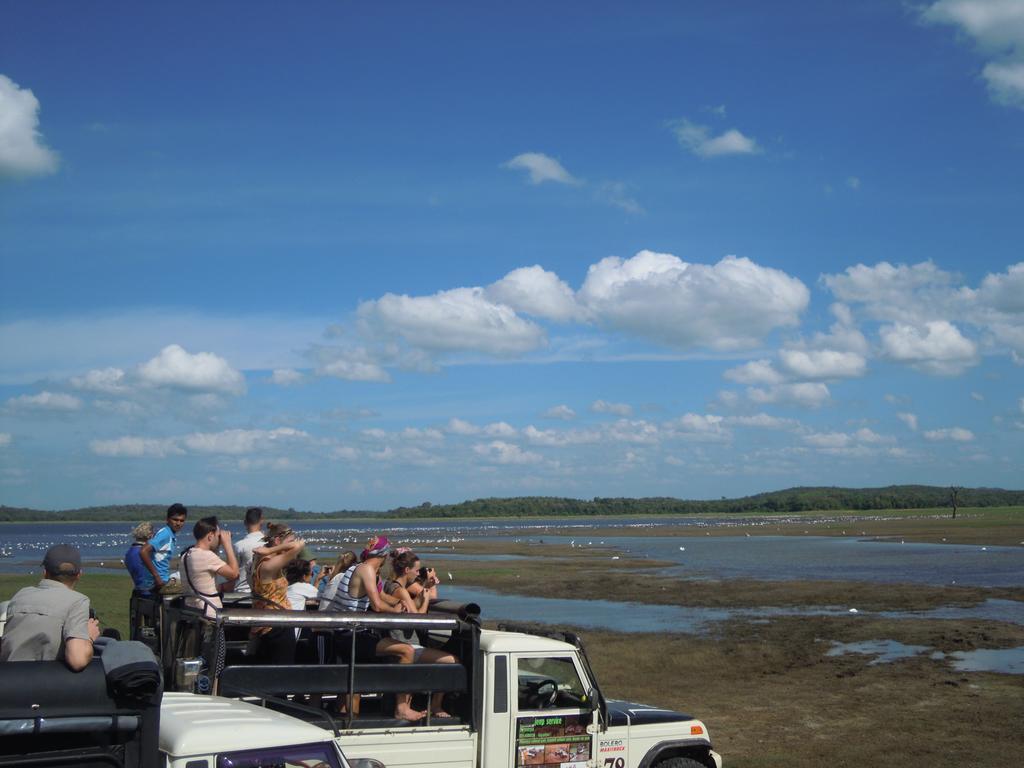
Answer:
(181, 516, 239, 618)
(248, 522, 305, 664)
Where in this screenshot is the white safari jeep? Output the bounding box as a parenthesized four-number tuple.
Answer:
(154, 596, 722, 768)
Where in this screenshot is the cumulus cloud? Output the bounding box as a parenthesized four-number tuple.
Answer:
(670, 118, 760, 157)
(725, 413, 800, 430)
(778, 349, 867, 380)
(486, 266, 580, 322)
(138, 344, 246, 394)
(923, 426, 975, 441)
(502, 152, 580, 185)
(543, 404, 577, 421)
(270, 368, 304, 386)
(89, 427, 310, 459)
(181, 427, 309, 455)
(665, 413, 729, 441)
(71, 367, 128, 394)
(977, 262, 1024, 313)
(897, 412, 919, 431)
(922, 0, 1024, 108)
(358, 287, 546, 356)
(446, 418, 481, 436)
(822, 261, 959, 323)
(591, 399, 633, 417)
(0, 432, 11, 447)
(483, 421, 518, 438)
(473, 440, 542, 465)
(522, 425, 600, 447)
(748, 382, 831, 408)
(6, 391, 82, 411)
(0, 75, 59, 178)
(802, 428, 894, 454)
(724, 359, 784, 385)
(319, 358, 391, 382)
(89, 436, 182, 458)
(579, 252, 808, 351)
(879, 321, 978, 375)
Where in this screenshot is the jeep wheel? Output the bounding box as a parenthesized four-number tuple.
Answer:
(654, 757, 707, 768)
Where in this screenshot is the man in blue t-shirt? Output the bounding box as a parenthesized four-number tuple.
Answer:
(140, 503, 188, 592)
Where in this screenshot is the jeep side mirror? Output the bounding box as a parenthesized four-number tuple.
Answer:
(587, 686, 599, 712)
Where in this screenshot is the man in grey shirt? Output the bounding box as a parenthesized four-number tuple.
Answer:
(232, 506, 265, 594)
(1, 544, 101, 671)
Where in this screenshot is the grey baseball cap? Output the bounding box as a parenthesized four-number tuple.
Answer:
(42, 544, 82, 575)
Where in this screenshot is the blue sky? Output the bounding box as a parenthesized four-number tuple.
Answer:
(1, 1, 1022, 510)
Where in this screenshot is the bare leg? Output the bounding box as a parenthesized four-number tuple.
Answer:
(376, 638, 424, 721)
(419, 647, 457, 717)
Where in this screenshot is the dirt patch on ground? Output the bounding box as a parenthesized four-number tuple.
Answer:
(576, 618, 1024, 768)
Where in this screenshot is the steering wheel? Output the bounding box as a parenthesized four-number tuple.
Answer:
(524, 678, 559, 709)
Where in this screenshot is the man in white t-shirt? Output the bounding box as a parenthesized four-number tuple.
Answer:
(182, 516, 239, 618)
(232, 507, 265, 594)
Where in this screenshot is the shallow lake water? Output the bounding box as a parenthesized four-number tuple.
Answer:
(2, 521, 1022, 588)
(826, 638, 1024, 674)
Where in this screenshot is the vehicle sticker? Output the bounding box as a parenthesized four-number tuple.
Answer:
(516, 714, 591, 768)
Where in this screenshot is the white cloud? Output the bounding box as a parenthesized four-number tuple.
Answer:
(725, 413, 800, 430)
(802, 428, 894, 453)
(977, 262, 1024, 313)
(483, 421, 518, 438)
(1020, 396, 1024, 414)
(579, 252, 809, 351)
(879, 321, 978, 375)
(543, 404, 577, 421)
(319, 358, 391, 382)
(331, 445, 359, 461)
(270, 368, 304, 386)
(0, 75, 59, 178)
(822, 261, 958, 323)
(446, 418, 481, 436)
(897, 412, 919, 431)
(846, 176, 861, 190)
(486, 266, 580, 322)
(592, 399, 633, 417)
(181, 427, 309, 455)
(400, 427, 445, 442)
(6, 391, 82, 411)
(71, 367, 128, 394)
(748, 382, 831, 408)
(502, 152, 580, 185)
(0, 432, 11, 447)
(522, 425, 600, 447)
(473, 440, 542, 465)
(923, 426, 976, 442)
(922, 0, 1024, 108)
(607, 418, 660, 444)
(358, 287, 546, 356)
(670, 119, 760, 157)
(724, 359, 784, 385)
(138, 344, 246, 394)
(666, 413, 729, 441)
(89, 436, 182, 458)
(778, 349, 867, 380)
(971, 391, 985, 401)
(803, 431, 852, 449)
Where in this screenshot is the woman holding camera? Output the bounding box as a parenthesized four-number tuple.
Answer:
(385, 549, 458, 718)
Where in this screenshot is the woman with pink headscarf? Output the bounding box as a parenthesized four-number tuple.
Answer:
(326, 535, 424, 722)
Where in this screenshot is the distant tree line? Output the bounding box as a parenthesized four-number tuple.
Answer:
(2, 485, 1022, 522)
